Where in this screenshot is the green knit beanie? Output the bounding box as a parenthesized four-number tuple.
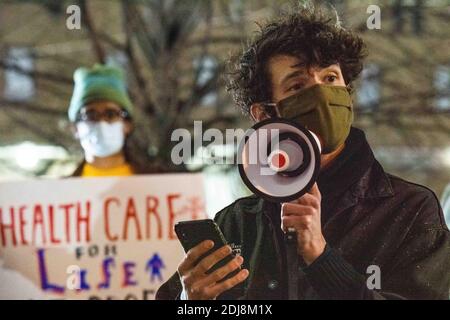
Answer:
(68, 64, 134, 122)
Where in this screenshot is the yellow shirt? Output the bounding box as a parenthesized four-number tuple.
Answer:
(81, 163, 134, 177)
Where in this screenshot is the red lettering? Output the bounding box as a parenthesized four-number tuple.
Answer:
(123, 198, 142, 241)
(18, 206, 28, 246)
(48, 205, 61, 245)
(76, 202, 91, 242)
(104, 197, 119, 241)
(145, 196, 162, 240)
(59, 204, 74, 243)
(0, 207, 17, 247)
(32, 205, 46, 245)
(167, 194, 181, 240)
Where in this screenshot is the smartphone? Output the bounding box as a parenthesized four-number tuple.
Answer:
(174, 219, 241, 281)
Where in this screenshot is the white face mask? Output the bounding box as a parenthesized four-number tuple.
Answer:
(76, 121, 125, 158)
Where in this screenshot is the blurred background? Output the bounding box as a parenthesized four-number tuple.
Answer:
(0, 0, 449, 212)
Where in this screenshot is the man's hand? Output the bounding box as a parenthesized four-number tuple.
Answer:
(281, 182, 326, 265)
(177, 240, 249, 300)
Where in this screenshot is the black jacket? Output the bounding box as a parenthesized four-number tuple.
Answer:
(156, 127, 450, 300)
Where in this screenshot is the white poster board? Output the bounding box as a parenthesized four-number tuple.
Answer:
(0, 174, 207, 300)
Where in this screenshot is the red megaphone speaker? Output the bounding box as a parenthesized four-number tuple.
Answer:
(237, 118, 322, 202)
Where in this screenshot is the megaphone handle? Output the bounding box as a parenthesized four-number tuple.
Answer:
(285, 227, 299, 300)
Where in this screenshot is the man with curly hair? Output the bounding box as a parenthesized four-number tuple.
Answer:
(157, 7, 450, 300)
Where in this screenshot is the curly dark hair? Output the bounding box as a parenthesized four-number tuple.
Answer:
(226, 6, 368, 115)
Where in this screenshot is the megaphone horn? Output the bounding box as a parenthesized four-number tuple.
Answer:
(238, 118, 322, 203)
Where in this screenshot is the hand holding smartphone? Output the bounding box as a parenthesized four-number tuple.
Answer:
(174, 219, 241, 281)
(174, 219, 249, 299)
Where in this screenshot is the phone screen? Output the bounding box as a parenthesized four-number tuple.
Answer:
(174, 219, 240, 280)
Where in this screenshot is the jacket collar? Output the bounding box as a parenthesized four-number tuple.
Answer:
(319, 128, 395, 231)
(322, 150, 395, 237)
(318, 126, 395, 201)
(350, 159, 394, 200)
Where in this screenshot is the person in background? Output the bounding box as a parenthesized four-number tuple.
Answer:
(68, 64, 152, 177)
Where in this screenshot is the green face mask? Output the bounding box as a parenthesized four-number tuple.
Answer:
(277, 84, 353, 154)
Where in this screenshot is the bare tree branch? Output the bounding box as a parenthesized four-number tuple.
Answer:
(3, 109, 69, 148)
(79, 0, 106, 63)
(98, 32, 125, 51)
(122, 0, 157, 116)
(0, 60, 73, 84)
(0, 99, 66, 116)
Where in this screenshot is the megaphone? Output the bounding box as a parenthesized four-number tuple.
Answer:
(237, 118, 322, 202)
